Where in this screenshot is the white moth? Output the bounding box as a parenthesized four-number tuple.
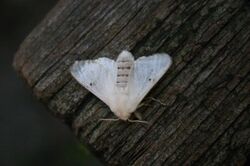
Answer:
(70, 50, 172, 121)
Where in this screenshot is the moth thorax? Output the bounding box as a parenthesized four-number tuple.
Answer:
(116, 59, 133, 88)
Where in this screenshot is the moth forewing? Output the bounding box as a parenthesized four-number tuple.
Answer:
(129, 53, 172, 107)
(70, 58, 116, 107)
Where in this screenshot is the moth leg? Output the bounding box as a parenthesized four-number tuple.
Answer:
(99, 118, 120, 122)
(127, 119, 149, 124)
(138, 97, 166, 109)
(147, 97, 167, 106)
(134, 112, 142, 120)
(137, 102, 151, 109)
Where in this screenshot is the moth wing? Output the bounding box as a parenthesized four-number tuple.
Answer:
(70, 57, 116, 106)
(130, 53, 172, 107)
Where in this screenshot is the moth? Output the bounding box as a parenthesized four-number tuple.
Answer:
(70, 50, 172, 122)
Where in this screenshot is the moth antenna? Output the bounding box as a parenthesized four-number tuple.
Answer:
(127, 119, 149, 124)
(99, 118, 120, 122)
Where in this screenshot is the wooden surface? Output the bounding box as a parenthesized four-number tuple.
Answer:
(13, 0, 250, 165)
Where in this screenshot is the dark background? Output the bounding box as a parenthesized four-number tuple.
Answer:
(0, 0, 101, 166)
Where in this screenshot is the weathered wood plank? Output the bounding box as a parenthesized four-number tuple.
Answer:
(13, 0, 250, 165)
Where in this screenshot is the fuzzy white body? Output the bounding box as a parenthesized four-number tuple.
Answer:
(70, 50, 172, 120)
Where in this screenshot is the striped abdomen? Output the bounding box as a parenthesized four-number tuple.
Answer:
(116, 51, 134, 88)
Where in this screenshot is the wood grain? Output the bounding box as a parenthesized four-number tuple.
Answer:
(13, 0, 250, 165)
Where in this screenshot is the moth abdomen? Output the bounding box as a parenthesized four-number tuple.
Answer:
(116, 64, 133, 88)
(116, 51, 134, 88)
